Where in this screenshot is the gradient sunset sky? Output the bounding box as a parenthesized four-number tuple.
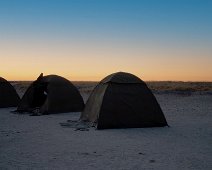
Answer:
(0, 0, 211, 81)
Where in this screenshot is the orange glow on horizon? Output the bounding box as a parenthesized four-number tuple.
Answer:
(1, 40, 211, 82)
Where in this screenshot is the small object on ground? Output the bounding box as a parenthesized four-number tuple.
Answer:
(138, 152, 145, 155)
(30, 107, 42, 116)
(60, 119, 91, 130)
(149, 160, 156, 163)
(74, 128, 89, 131)
(67, 120, 78, 123)
(59, 123, 74, 127)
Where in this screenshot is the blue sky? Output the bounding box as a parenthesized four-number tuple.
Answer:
(1, 0, 211, 41)
(0, 0, 211, 81)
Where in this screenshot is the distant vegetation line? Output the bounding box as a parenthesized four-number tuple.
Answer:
(11, 81, 212, 96)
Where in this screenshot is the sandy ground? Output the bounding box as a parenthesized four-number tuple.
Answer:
(0, 93, 212, 170)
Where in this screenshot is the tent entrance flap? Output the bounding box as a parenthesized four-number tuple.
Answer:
(31, 83, 47, 108)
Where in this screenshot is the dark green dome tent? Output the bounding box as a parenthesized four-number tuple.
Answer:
(0, 77, 20, 108)
(80, 72, 168, 129)
(17, 73, 84, 114)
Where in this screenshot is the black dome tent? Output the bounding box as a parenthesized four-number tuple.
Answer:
(17, 73, 84, 114)
(80, 72, 168, 129)
(0, 77, 20, 108)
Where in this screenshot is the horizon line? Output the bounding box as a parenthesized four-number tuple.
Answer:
(9, 80, 212, 83)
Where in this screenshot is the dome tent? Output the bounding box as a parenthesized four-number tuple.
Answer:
(0, 77, 20, 108)
(17, 73, 84, 114)
(80, 72, 168, 129)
